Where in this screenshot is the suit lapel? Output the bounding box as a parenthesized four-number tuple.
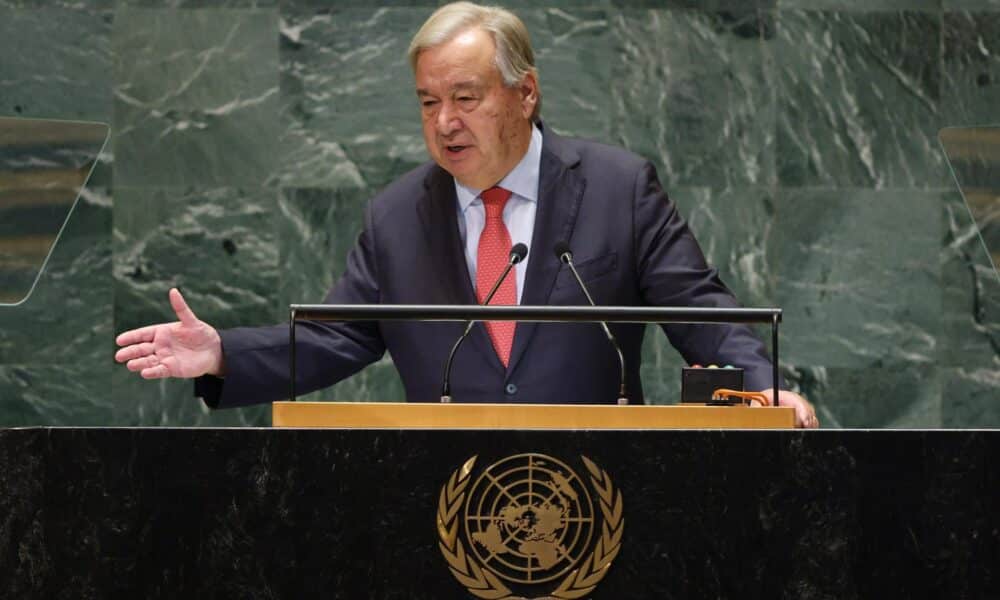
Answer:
(507, 130, 586, 375)
(418, 166, 506, 374)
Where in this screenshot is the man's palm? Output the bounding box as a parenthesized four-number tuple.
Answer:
(115, 288, 223, 379)
(149, 318, 221, 378)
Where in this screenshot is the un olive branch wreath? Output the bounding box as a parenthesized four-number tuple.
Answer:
(550, 456, 625, 599)
(437, 455, 513, 599)
(436, 455, 624, 600)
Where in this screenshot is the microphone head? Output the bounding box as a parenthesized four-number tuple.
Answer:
(510, 243, 528, 264)
(553, 241, 572, 263)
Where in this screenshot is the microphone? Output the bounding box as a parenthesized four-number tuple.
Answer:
(440, 243, 528, 402)
(554, 241, 629, 405)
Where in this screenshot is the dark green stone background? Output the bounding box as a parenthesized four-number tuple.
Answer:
(0, 1, 997, 427)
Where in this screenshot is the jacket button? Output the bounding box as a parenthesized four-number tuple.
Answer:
(505, 383, 518, 395)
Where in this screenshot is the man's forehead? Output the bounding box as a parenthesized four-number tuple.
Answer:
(414, 27, 500, 84)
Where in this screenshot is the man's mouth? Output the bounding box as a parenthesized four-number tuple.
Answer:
(445, 144, 470, 156)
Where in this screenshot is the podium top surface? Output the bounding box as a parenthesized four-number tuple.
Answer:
(271, 402, 795, 430)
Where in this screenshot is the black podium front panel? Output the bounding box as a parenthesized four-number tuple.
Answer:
(0, 428, 996, 599)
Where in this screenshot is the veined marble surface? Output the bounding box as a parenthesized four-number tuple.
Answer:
(0, 2, 997, 427)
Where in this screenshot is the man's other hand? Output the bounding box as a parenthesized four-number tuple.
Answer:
(114, 288, 224, 379)
(760, 389, 818, 429)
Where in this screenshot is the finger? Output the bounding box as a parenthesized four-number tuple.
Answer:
(169, 288, 198, 327)
(798, 410, 818, 429)
(127, 355, 161, 373)
(115, 342, 157, 363)
(141, 364, 171, 379)
(116, 324, 167, 346)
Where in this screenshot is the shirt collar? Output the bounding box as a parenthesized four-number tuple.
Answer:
(455, 123, 542, 212)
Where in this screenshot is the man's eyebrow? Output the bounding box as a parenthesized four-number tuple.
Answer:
(451, 80, 485, 92)
(415, 80, 485, 97)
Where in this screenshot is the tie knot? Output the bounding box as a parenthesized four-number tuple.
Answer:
(481, 186, 512, 219)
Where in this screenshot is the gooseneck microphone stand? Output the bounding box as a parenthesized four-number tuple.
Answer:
(553, 241, 630, 405)
(440, 243, 528, 403)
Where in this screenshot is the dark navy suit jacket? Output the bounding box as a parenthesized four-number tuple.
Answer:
(198, 127, 776, 408)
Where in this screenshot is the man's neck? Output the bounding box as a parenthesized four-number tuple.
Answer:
(454, 123, 542, 209)
(494, 121, 533, 186)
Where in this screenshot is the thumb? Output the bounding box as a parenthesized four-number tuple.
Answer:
(168, 287, 199, 327)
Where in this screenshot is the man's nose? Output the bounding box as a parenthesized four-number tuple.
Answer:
(436, 102, 462, 136)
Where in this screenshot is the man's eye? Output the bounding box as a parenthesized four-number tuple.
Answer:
(458, 97, 476, 103)
(421, 100, 438, 108)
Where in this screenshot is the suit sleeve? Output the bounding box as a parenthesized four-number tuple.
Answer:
(196, 203, 387, 408)
(632, 162, 781, 391)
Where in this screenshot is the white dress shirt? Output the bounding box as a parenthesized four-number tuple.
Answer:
(454, 124, 542, 304)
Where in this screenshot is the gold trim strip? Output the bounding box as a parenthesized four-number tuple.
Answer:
(272, 402, 795, 429)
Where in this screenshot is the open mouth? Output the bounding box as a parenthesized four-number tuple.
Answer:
(445, 145, 470, 156)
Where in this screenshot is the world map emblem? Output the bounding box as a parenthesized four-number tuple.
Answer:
(437, 453, 624, 599)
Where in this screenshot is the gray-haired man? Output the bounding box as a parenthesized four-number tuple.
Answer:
(116, 2, 818, 428)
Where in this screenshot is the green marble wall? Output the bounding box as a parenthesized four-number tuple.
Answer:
(0, 1, 997, 427)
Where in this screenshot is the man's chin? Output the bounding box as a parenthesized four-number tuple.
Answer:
(439, 161, 486, 188)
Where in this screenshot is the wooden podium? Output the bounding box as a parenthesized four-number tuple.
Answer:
(271, 401, 795, 429)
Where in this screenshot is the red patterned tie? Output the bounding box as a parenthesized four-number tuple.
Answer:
(476, 186, 516, 367)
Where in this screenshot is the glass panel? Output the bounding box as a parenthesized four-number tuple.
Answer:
(939, 126, 1000, 283)
(0, 117, 109, 305)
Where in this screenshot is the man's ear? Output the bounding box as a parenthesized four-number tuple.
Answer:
(519, 71, 539, 119)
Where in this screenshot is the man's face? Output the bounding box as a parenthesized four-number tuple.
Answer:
(415, 27, 537, 190)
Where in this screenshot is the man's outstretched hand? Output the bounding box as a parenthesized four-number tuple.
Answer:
(115, 288, 224, 379)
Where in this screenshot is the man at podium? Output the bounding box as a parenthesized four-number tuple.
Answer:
(114, 2, 818, 428)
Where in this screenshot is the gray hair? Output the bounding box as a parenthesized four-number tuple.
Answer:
(408, 2, 541, 120)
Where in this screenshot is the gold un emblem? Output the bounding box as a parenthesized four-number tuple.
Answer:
(437, 453, 624, 599)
